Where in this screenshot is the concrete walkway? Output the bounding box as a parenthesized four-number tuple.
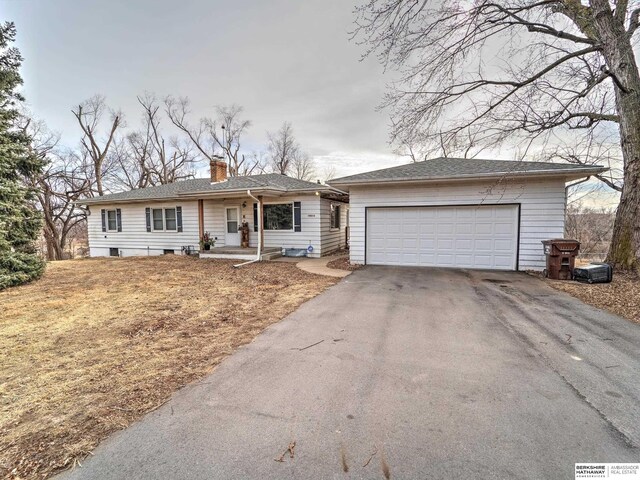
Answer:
(295, 255, 351, 278)
(273, 254, 352, 278)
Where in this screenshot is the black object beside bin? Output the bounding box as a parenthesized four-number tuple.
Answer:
(573, 263, 613, 284)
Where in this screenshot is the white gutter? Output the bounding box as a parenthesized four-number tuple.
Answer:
(328, 167, 608, 187)
(325, 185, 349, 195)
(234, 189, 262, 268)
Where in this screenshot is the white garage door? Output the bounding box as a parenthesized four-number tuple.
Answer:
(366, 205, 519, 270)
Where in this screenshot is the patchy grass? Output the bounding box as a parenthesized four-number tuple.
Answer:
(540, 272, 640, 324)
(0, 256, 337, 479)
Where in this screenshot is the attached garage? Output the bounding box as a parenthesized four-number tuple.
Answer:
(366, 205, 519, 270)
(329, 158, 606, 271)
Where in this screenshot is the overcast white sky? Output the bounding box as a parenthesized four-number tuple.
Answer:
(4, 0, 413, 178)
(2, 0, 621, 207)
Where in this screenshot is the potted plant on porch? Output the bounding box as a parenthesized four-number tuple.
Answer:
(200, 231, 214, 251)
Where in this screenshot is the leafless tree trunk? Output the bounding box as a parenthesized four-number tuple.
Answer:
(72, 95, 121, 196)
(587, 0, 640, 270)
(354, 0, 640, 271)
(268, 122, 299, 175)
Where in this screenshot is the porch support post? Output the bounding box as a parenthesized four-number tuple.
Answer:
(198, 199, 204, 240)
(258, 195, 264, 250)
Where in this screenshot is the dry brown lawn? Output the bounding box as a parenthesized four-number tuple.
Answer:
(0, 256, 337, 479)
(541, 272, 640, 324)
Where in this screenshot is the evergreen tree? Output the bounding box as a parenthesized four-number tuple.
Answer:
(0, 22, 44, 289)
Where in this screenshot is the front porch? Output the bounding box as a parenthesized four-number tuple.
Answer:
(198, 246, 282, 261)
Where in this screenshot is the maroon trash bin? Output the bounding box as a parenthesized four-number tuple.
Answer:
(541, 239, 581, 280)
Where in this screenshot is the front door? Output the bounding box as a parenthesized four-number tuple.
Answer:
(225, 207, 241, 246)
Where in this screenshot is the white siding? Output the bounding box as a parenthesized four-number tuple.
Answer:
(319, 198, 348, 255)
(204, 195, 329, 257)
(349, 179, 566, 270)
(87, 201, 199, 257)
(88, 195, 343, 259)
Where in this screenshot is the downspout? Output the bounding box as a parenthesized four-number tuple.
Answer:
(565, 175, 592, 206)
(234, 189, 262, 268)
(564, 176, 591, 236)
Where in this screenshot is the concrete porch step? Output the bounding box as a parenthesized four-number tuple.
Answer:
(198, 247, 281, 262)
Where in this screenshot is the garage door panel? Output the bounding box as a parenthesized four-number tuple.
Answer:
(475, 223, 494, 234)
(402, 223, 419, 235)
(419, 253, 437, 263)
(456, 208, 474, 219)
(496, 208, 515, 219)
(495, 222, 515, 235)
(494, 255, 515, 269)
(437, 238, 455, 249)
(473, 255, 493, 267)
(474, 239, 493, 250)
(403, 238, 418, 249)
(419, 239, 436, 249)
(475, 209, 494, 219)
(436, 253, 455, 266)
(455, 238, 473, 249)
(419, 224, 436, 235)
(495, 239, 514, 251)
(438, 223, 455, 234)
(456, 223, 474, 234)
(366, 205, 518, 270)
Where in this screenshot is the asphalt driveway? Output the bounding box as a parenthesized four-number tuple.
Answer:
(61, 267, 640, 479)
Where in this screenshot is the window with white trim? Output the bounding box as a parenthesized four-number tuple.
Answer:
(165, 208, 177, 231)
(152, 208, 177, 231)
(263, 203, 293, 231)
(106, 210, 118, 231)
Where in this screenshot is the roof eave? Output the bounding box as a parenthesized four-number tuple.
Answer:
(328, 167, 607, 188)
(76, 185, 333, 205)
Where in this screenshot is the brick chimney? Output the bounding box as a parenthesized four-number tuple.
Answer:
(210, 157, 227, 183)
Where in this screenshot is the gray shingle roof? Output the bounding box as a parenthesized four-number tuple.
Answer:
(328, 157, 605, 185)
(80, 174, 326, 204)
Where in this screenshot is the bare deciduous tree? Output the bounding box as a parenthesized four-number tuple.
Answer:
(165, 97, 260, 176)
(268, 122, 299, 175)
(322, 164, 338, 183)
(395, 129, 488, 162)
(541, 127, 624, 192)
(109, 134, 152, 190)
(291, 150, 316, 181)
(354, 0, 640, 270)
(72, 95, 121, 196)
(20, 114, 91, 260)
(136, 93, 197, 185)
(566, 202, 615, 260)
